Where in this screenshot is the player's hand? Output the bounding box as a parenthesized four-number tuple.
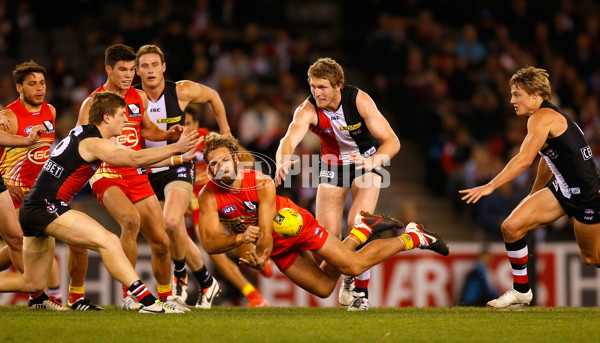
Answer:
(182, 135, 203, 162)
(274, 159, 299, 187)
(174, 127, 199, 153)
(241, 225, 260, 244)
(7, 185, 24, 204)
(239, 248, 270, 270)
(0, 111, 10, 131)
(166, 124, 184, 141)
(26, 124, 47, 144)
(349, 152, 374, 170)
(459, 184, 494, 204)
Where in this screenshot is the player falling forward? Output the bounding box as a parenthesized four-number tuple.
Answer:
(198, 133, 448, 303)
(0, 91, 199, 313)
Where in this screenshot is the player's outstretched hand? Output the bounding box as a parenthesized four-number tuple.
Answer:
(166, 124, 184, 141)
(274, 159, 299, 187)
(0, 111, 10, 131)
(182, 135, 203, 163)
(174, 127, 199, 153)
(26, 124, 47, 144)
(239, 248, 270, 271)
(459, 184, 494, 204)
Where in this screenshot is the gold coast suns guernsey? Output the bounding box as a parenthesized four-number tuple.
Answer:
(0, 99, 55, 203)
(89, 85, 145, 181)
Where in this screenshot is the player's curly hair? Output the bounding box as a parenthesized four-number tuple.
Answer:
(202, 132, 240, 164)
(12, 60, 47, 85)
(307, 57, 345, 87)
(88, 91, 126, 125)
(510, 66, 552, 101)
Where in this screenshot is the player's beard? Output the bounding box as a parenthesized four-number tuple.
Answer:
(213, 160, 238, 186)
(23, 92, 44, 107)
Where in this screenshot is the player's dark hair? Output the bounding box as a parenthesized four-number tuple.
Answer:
(12, 60, 47, 85)
(88, 91, 126, 125)
(105, 44, 136, 68)
(136, 44, 166, 66)
(185, 105, 200, 123)
(308, 57, 344, 87)
(202, 133, 240, 164)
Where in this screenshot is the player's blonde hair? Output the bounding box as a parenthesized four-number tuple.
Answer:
(88, 91, 126, 125)
(308, 57, 345, 87)
(509, 66, 552, 101)
(202, 133, 240, 163)
(136, 44, 166, 66)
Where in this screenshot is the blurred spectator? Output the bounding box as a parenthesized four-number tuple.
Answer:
(459, 249, 500, 306)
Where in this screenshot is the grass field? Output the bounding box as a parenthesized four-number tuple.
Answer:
(1, 306, 599, 343)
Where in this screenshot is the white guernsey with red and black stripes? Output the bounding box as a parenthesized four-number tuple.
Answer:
(308, 86, 380, 166)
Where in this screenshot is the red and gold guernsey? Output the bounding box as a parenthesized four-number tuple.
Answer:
(206, 169, 301, 234)
(205, 169, 329, 271)
(89, 85, 145, 181)
(0, 99, 55, 204)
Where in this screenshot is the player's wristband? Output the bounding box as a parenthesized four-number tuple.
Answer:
(170, 155, 183, 166)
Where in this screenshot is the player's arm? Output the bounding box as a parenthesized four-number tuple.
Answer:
(0, 109, 18, 134)
(0, 124, 45, 147)
(351, 90, 400, 170)
(77, 98, 92, 125)
(80, 127, 197, 168)
(460, 110, 554, 204)
(138, 90, 183, 142)
(197, 187, 259, 254)
(274, 101, 316, 186)
(178, 81, 231, 135)
(529, 156, 552, 195)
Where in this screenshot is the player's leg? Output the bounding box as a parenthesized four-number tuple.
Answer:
(209, 251, 268, 306)
(283, 250, 340, 298)
(0, 236, 54, 293)
(134, 195, 172, 301)
(344, 172, 382, 310)
(0, 246, 11, 271)
(573, 220, 600, 266)
(183, 235, 220, 309)
(46, 256, 62, 301)
(488, 188, 566, 309)
(162, 183, 195, 301)
(0, 190, 24, 271)
(47, 210, 180, 313)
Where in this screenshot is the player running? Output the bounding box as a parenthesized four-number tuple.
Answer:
(0, 91, 199, 313)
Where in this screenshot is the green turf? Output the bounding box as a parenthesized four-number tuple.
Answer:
(1, 306, 599, 343)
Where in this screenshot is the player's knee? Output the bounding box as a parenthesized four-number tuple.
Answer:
(2, 230, 23, 251)
(500, 219, 520, 241)
(164, 216, 180, 234)
(119, 212, 141, 233)
(148, 234, 170, 255)
(580, 251, 600, 266)
(313, 284, 336, 298)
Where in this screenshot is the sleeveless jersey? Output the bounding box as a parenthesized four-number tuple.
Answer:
(136, 80, 186, 173)
(206, 169, 298, 234)
(308, 85, 380, 165)
(90, 85, 145, 179)
(26, 124, 102, 202)
(539, 100, 600, 200)
(0, 99, 56, 190)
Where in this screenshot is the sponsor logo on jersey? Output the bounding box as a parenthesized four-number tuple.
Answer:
(584, 216, 594, 221)
(314, 227, 323, 238)
(43, 160, 63, 178)
(243, 201, 258, 213)
(581, 146, 593, 160)
(329, 115, 341, 120)
(339, 122, 362, 131)
(24, 125, 34, 134)
(177, 167, 187, 173)
(27, 145, 50, 164)
(43, 120, 55, 134)
(177, 173, 187, 178)
(569, 187, 581, 194)
(584, 209, 595, 215)
(320, 170, 334, 178)
(32, 111, 40, 116)
(116, 126, 139, 147)
(127, 104, 142, 118)
(364, 146, 377, 157)
(222, 205, 236, 214)
(149, 108, 161, 113)
(157, 116, 181, 124)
